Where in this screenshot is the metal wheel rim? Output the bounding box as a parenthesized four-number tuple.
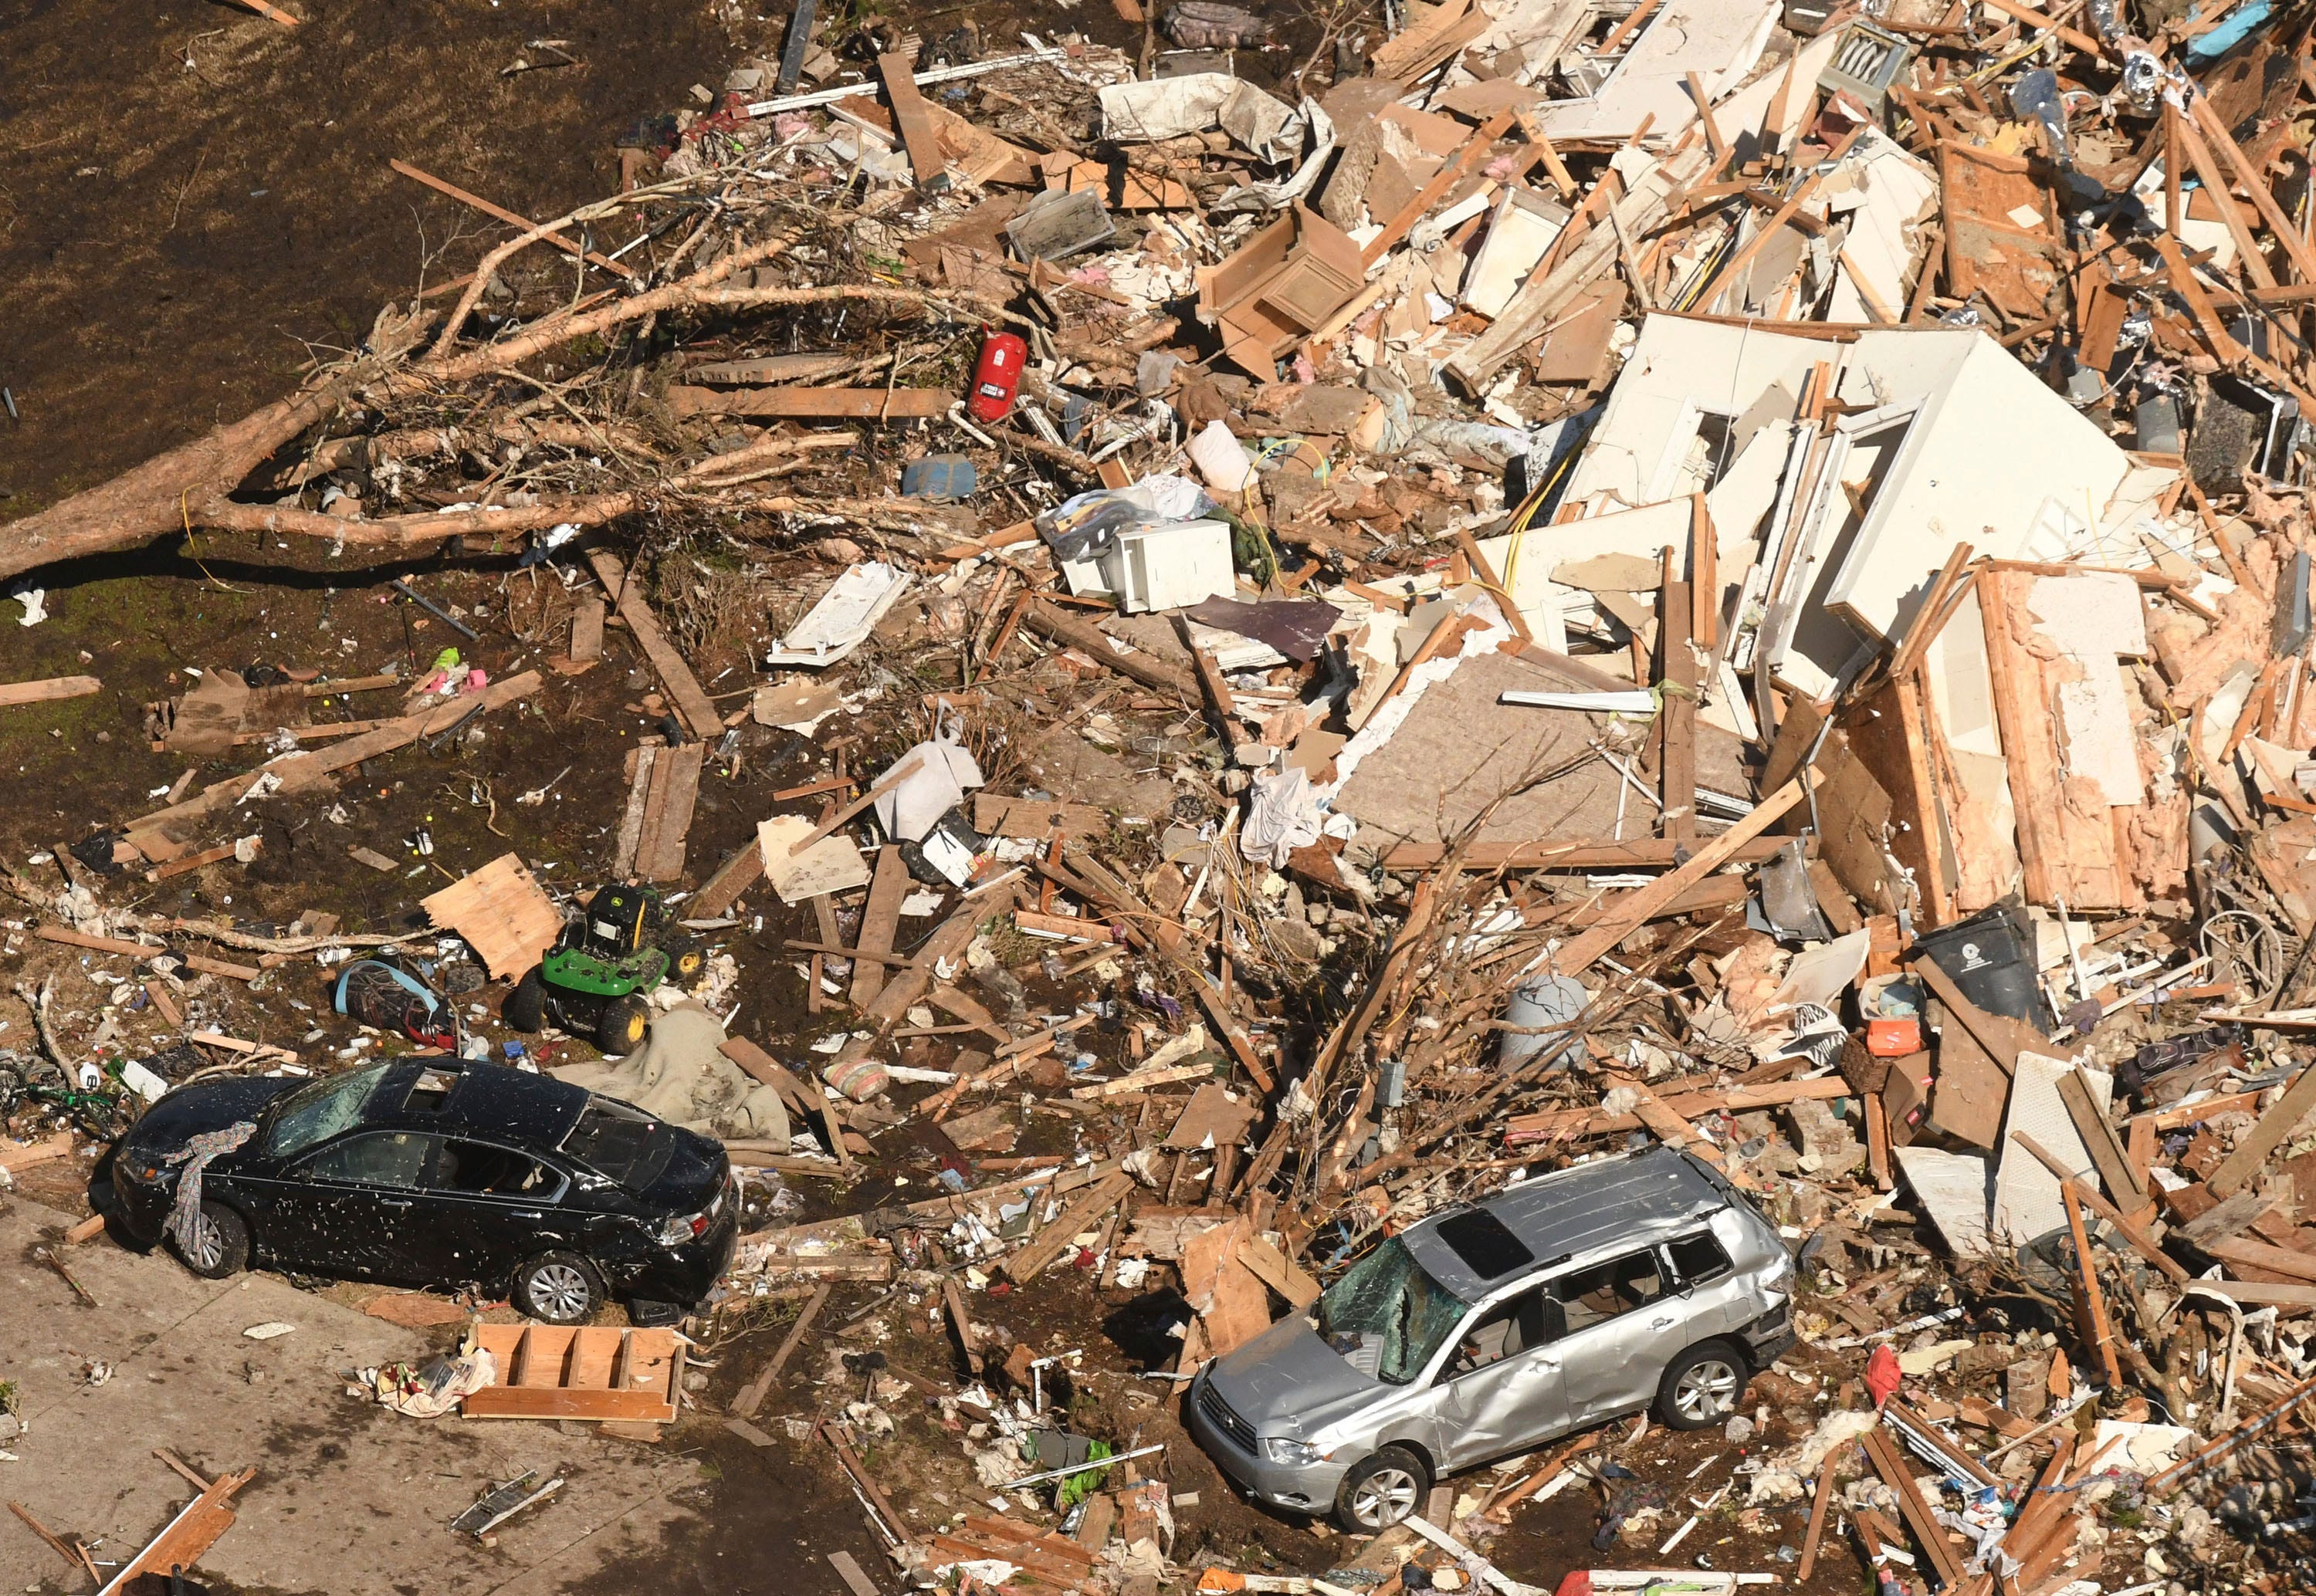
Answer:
(1351, 1466, 1420, 1528)
(530, 1263, 591, 1319)
(1674, 1358, 1741, 1422)
(189, 1212, 223, 1270)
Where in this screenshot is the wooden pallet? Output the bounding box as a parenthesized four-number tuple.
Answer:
(462, 1324, 682, 1422)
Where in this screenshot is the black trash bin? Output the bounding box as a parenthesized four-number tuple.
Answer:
(1912, 904, 2053, 1034)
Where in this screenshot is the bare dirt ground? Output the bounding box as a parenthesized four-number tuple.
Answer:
(0, 0, 729, 514)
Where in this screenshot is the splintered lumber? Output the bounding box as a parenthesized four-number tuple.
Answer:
(2061, 1183, 2123, 1388)
(96, 1466, 258, 1594)
(880, 52, 947, 184)
(1003, 1171, 1134, 1282)
(665, 385, 955, 418)
(1023, 600, 1200, 700)
(1379, 837, 1794, 870)
(2146, 1370, 2316, 1494)
(8, 1500, 81, 1571)
(0, 675, 100, 708)
(1861, 1424, 1963, 1588)
(851, 846, 909, 1007)
(722, 1035, 853, 1172)
(421, 853, 564, 979)
(584, 550, 723, 740)
(736, 1283, 831, 1418)
(1549, 773, 1817, 976)
(1796, 1443, 1844, 1581)
(2207, 1063, 2316, 1197)
(2, 1132, 79, 1172)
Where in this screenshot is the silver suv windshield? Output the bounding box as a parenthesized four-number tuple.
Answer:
(1315, 1236, 1471, 1385)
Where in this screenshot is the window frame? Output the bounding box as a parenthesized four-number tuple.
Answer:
(425, 1136, 570, 1205)
(297, 1128, 436, 1190)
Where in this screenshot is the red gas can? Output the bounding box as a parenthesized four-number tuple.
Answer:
(968, 330, 1028, 421)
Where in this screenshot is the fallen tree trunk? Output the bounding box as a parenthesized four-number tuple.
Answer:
(0, 373, 361, 585)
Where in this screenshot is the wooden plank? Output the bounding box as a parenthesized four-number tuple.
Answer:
(2056, 1066, 2146, 1207)
(1659, 576, 1695, 840)
(2209, 1063, 2316, 1197)
(639, 742, 706, 882)
(692, 838, 765, 918)
(829, 1549, 884, 1596)
(1862, 1425, 1963, 1588)
(459, 1385, 676, 1422)
(736, 1283, 831, 1418)
(2062, 1182, 2123, 1388)
(614, 743, 659, 877)
(880, 52, 948, 184)
(2209, 1236, 2316, 1284)
(2063, 1177, 2188, 1284)
(1004, 1172, 1134, 1283)
(96, 1468, 256, 1595)
(1023, 601, 1200, 700)
(971, 794, 1109, 840)
(722, 1036, 852, 1172)
(1505, 1075, 1851, 1141)
(1796, 1444, 1844, 1581)
(943, 1275, 984, 1375)
(571, 595, 605, 663)
(0, 675, 100, 708)
(584, 551, 722, 741)
(665, 385, 955, 419)
(851, 846, 909, 1008)
(1378, 837, 1795, 870)
(1549, 775, 1816, 976)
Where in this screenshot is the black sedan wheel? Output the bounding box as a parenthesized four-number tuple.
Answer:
(516, 1252, 600, 1324)
(173, 1202, 251, 1280)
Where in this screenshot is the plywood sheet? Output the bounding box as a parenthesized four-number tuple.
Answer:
(422, 853, 563, 979)
(757, 816, 872, 901)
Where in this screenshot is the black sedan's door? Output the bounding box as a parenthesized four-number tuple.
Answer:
(408, 1137, 581, 1288)
(235, 1129, 438, 1280)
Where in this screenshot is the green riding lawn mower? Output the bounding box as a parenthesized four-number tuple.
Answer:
(503, 883, 703, 1054)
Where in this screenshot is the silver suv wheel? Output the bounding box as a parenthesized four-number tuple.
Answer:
(1672, 1354, 1742, 1422)
(1347, 1463, 1420, 1529)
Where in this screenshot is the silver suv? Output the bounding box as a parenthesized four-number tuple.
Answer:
(1187, 1148, 1797, 1530)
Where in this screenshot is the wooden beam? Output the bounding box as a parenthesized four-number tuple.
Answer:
(2062, 1182, 2124, 1387)
(735, 1283, 831, 1418)
(1659, 572, 1696, 840)
(1549, 773, 1816, 976)
(879, 52, 949, 185)
(584, 550, 723, 741)
(2208, 1062, 2316, 1197)
(0, 675, 100, 708)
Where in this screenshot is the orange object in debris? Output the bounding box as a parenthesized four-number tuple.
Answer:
(1867, 1017, 1923, 1056)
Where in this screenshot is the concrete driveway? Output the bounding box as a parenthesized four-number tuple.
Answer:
(0, 1193, 699, 1595)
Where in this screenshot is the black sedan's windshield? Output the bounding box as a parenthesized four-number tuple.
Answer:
(1316, 1236, 1471, 1385)
(263, 1063, 391, 1157)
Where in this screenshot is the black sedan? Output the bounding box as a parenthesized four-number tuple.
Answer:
(107, 1057, 736, 1325)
